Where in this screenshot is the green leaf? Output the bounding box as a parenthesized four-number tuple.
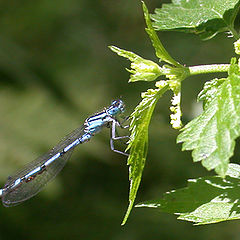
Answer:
(177, 59, 240, 177)
(142, 1, 182, 67)
(151, 0, 240, 40)
(136, 163, 240, 225)
(109, 45, 163, 82)
(122, 83, 169, 225)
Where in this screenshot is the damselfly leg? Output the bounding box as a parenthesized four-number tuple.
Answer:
(110, 118, 129, 156)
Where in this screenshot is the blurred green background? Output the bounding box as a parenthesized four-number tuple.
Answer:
(0, 0, 239, 239)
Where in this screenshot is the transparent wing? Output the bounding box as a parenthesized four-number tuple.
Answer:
(2, 125, 85, 207)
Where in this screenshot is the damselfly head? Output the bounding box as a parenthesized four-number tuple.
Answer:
(109, 99, 125, 116)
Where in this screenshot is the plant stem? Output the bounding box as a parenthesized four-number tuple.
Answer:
(228, 25, 240, 40)
(189, 64, 230, 76)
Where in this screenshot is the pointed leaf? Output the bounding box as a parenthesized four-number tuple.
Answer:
(142, 1, 182, 67)
(137, 164, 240, 225)
(177, 60, 240, 177)
(122, 83, 169, 225)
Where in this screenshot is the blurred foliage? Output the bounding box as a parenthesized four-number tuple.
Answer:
(0, 0, 238, 239)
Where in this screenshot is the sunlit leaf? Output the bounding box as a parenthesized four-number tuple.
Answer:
(122, 83, 169, 225)
(137, 163, 240, 225)
(151, 0, 240, 40)
(177, 59, 240, 177)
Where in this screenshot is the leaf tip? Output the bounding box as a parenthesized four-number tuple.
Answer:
(121, 200, 134, 225)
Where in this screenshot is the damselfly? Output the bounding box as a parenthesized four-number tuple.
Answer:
(0, 99, 127, 207)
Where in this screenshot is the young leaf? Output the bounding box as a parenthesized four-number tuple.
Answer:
(122, 83, 169, 225)
(136, 163, 240, 225)
(151, 0, 240, 40)
(109, 45, 163, 82)
(177, 59, 240, 177)
(142, 1, 182, 67)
